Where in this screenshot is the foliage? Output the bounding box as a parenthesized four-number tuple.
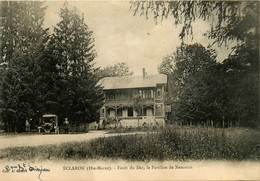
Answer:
(48, 3, 104, 124)
(0, 1, 48, 62)
(0, 2, 104, 132)
(219, 38, 259, 127)
(158, 55, 175, 75)
(159, 42, 259, 127)
(0, 1, 48, 132)
(130, 1, 259, 45)
(95, 62, 134, 80)
(159, 43, 222, 125)
(1, 126, 259, 161)
(133, 1, 259, 128)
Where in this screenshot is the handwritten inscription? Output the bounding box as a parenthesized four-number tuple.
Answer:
(2, 163, 50, 181)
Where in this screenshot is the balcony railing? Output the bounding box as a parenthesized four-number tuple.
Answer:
(105, 98, 154, 105)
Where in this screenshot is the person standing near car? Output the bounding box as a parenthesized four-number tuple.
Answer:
(64, 118, 69, 134)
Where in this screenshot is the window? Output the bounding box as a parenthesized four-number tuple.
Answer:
(119, 92, 123, 99)
(146, 108, 153, 116)
(145, 90, 150, 98)
(109, 92, 115, 99)
(100, 108, 105, 117)
(143, 91, 145, 98)
(129, 92, 133, 99)
(155, 104, 163, 116)
(116, 91, 128, 100)
(122, 108, 128, 117)
(157, 88, 161, 97)
(140, 89, 153, 99)
(123, 92, 128, 99)
(109, 109, 116, 117)
(128, 107, 133, 117)
(117, 108, 122, 117)
(139, 90, 142, 97)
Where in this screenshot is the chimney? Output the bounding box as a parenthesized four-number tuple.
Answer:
(143, 68, 146, 78)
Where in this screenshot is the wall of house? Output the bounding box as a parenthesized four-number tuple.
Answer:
(100, 84, 167, 126)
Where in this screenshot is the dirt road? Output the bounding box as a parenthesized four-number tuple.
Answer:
(0, 131, 144, 150)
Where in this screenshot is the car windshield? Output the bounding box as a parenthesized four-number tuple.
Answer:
(42, 117, 55, 123)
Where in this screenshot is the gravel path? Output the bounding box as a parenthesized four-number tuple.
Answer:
(0, 131, 145, 150)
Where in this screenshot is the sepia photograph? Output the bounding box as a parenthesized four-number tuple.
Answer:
(0, 0, 259, 180)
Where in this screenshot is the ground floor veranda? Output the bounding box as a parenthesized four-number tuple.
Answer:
(99, 104, 165, 128)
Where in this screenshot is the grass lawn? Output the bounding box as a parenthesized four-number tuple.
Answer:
(0, 126, 259, 161)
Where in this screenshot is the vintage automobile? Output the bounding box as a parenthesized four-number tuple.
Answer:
(38, 114, 59, 134)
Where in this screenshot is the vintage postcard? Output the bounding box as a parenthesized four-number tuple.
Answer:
(0, 0, 259, 180)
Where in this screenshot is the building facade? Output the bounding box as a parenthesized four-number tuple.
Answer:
(97, 69, 167, 128)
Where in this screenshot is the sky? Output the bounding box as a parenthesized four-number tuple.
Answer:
(44, 1, 231, 75)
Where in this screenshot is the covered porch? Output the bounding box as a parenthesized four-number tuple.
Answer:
(102, 104, 155, 118)
(99, 103, 165, 128)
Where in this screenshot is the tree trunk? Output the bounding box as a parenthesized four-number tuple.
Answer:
(14, 119, 17, 133)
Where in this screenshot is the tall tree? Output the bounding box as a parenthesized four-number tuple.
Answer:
(159, 43, 223, 126)
(219, 38, 259, 127)
(49, 4, 103, 125)
(0, 1, 48, 132)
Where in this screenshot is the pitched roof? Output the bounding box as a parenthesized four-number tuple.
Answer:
(98, 74, 167, 90)
(42, 114, 57, 118)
